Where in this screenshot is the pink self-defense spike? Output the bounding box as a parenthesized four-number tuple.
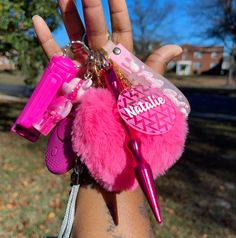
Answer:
(128, 139, 162, 223)
(103, 66, 162, 223)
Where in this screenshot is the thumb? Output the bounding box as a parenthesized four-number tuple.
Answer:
(145, 45, 182, 75)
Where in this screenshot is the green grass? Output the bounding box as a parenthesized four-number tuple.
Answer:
(0, 102, 235, 238)
(0, 133, 69, 238)
(149, 118, 236, 238)
(0, 102, 69, 237)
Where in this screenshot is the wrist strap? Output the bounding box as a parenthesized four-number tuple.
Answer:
(43, 185, 79, 238)
(58, 184, 80, 238)
(44, 161, 83, 238)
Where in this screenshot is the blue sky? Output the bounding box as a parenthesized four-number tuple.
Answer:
(53, 0, 223, 48)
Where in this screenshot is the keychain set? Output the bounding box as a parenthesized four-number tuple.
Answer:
(11, 38, 189, 236)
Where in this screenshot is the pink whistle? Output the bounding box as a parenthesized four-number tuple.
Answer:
(11, 56, 78, 142)
(103, 66, 162, 223)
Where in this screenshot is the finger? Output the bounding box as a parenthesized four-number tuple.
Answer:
(32, 15, 63, 59)
(58, 0, 85, 41)
(145, 45, 183, 75)
(108, 0, 133, 51)
(82, 0, 108, 49)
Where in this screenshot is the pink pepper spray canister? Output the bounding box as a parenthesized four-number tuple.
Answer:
(11, 56, 78, 142)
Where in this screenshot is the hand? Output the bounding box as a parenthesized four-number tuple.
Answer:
(32, 2, 183, 237)
(32, 0, 182, 76)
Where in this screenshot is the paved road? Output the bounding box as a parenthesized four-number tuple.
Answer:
(0, 84, 235, 121)
(0, 83, 33, 97)
(182, 88, 236, 121)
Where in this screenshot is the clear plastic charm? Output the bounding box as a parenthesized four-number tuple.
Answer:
(103, 41, 190, 117)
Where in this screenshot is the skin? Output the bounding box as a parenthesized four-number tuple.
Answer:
(73, 184, 154, 238)
(32, 0, 183, 237)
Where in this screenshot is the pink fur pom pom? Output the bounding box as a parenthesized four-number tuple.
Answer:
(72, 88, 188, 191)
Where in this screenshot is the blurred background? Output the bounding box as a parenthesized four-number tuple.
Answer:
(0, 0, 235, 237)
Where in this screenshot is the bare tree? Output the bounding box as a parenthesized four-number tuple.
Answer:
(189, 0, 236, 85)
(127, 0, 173, 60)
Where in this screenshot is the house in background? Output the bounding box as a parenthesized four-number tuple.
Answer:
(0, 52, 16, 71)
(175, 44, 224, 76)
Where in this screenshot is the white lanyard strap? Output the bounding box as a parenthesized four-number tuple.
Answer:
(58, 184, 80, 238)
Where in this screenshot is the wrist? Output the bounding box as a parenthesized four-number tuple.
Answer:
(72, 184, 154, 238)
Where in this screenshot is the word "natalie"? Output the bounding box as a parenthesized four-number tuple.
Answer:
(124, 96, 165, 118)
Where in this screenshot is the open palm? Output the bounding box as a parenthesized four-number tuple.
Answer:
(32, 0, 182, 76)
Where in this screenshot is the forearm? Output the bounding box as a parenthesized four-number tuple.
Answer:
(72, 185, 154, 238)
